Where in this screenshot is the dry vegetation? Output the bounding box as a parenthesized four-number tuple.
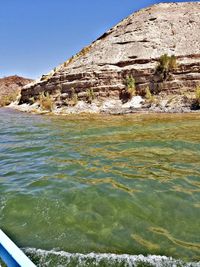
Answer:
(38, 92, 54, 111)
(156, 54, 177, 80)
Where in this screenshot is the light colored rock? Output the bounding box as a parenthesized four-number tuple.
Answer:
(123, 96, 144, 108)
(9, 102, 40, 113)
(55, 101, 99, 114)
(19, 2, 200, 113)
(160, 100, 169, 108)
(101, 99, 122, 110)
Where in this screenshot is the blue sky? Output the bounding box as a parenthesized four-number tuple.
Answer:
(0, 0, 197, 79)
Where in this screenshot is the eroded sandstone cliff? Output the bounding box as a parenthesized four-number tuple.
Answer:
(19, 2, 200, 112)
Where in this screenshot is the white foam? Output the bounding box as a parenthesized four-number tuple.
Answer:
(24, 248, 200, 267)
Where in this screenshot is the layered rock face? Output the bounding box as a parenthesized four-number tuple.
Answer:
(0, 75, 32, 106)
(20, 2, 200, 105)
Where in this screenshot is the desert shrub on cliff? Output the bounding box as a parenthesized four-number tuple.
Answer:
(38, 92, 54, 111)
(79, 46, 91, 57)
(149, 81, 164, 95)
(67, 88, 78, 106)
(145, 86, 155, 103)
(86, 88, 95, 103)
(62, 46, 91, 69)
(72, 93, 78, 105)
(120, 75, 136, 102)
(126, 75, 136, 96)
(156, 54, 177, 80)
(168, 55, 177, 70)
(191, 85, 200, 109)
(195, 86, 200, 100)
(68, 94, 78, 106)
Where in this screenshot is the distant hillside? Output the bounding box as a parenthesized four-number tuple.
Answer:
(19, 2, 200, 114)
(0, 75, 32, 106)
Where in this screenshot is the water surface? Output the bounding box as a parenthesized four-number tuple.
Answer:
(0, 108, 200, 266)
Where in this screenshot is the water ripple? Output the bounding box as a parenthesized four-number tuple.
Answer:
(0, 109, 200, 262)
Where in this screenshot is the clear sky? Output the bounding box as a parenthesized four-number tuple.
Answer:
(0, 0, 197, 79)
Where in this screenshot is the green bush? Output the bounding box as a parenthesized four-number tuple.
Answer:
(145, 86, 155, 103)
(156, 54, 177, 80)
(120, 75, 136, 102)
(168, 55, 177, 70)
(191, 85, 200, 110)
(195, 85, 200, 100)
(125, 75, 136, 96)
(86, 88, 95, 103)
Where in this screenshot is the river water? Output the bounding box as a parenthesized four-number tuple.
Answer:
(0, 108, 200, 266)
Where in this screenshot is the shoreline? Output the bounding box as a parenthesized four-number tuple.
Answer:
(7, 95, 200, 116)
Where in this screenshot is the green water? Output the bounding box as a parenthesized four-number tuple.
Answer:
(0, 108, 200, 266)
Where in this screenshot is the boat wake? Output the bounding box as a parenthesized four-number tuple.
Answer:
(23, 248, 200, 267)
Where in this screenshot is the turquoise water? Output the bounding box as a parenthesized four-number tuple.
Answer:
(0, 108, 200, 266)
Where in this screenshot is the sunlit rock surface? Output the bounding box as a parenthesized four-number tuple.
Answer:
(20, 2, 200, 111)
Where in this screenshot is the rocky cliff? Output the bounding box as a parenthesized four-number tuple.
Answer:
(0, 75, 32, 107)
(19, 2, 200, 113)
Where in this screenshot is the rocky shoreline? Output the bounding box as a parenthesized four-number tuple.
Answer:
(8, 93, 199, 116)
